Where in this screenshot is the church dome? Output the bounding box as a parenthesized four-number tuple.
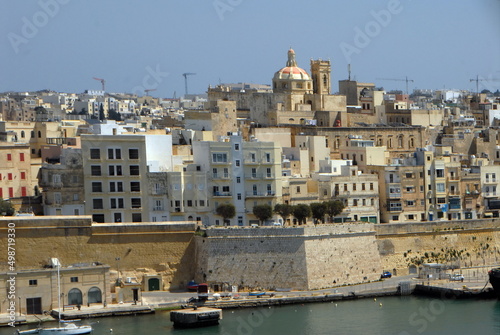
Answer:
(273, 49, 311, 81)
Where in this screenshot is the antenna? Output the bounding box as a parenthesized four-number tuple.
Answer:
(348, 64, 351, 81)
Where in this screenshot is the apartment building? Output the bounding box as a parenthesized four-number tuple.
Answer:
(193, 134, 282, 226)
(318, 163, 379, 223)
(81, 134, 173, 223)
(0, 142, 33, 200)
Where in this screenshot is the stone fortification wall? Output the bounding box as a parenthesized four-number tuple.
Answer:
(376, 219, 500, 275)
(196, 224, 382, 290)
(0, 216, 196, 290)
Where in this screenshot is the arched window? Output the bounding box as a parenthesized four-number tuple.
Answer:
(88, 287, 102, 304)
(21, 131, 25, 138)
(398, 135, 403, 148)
(388, 138, 392, 148)
(68, 288, 83, 305)
(409, 138, 414, 148)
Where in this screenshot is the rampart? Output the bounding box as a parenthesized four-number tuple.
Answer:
(195, 224, 382, 291)
(0, 216, 197, 290)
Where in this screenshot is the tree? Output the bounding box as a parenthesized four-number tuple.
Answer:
(274, 203, 293, 225)
(108, 108, 122, 121)
(252, 204, 273, 225)
(98, 103, 105, 121)
(292, 204, 311, 225)
(324, 200, 345, 223)
(310, 202, 326, 224)
(0, 199, 15, 216)
(215, 203, 235, 226)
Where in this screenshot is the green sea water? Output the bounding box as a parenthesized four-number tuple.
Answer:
(7, 296, 500, 335)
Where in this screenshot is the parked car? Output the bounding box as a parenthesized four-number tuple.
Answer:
(381, 271, 392, 279)
(450, 273, 464, 281)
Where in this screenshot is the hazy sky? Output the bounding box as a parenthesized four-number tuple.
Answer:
(1, 0, 499, 97)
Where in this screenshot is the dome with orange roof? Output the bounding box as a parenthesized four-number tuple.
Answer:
(273, 49, 313, 93)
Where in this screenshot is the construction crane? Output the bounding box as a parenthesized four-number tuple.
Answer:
(376, 76, 414, 94)
(92, 77, 106, 91)
(144, 89, 157, 96)
(182, 73, 196, 96)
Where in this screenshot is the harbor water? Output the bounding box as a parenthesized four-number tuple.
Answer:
(6, 296, 500, 335)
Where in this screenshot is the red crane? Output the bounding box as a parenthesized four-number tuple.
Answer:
(92, 77, 106, 91)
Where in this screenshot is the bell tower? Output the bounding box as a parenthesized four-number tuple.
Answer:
(310, 59, 331, 95)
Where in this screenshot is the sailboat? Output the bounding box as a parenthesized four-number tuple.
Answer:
(17, 259, 93, 335)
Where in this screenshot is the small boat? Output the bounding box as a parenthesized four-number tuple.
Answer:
(488, 267, 500, 299)
(248, 291, 266, 297)
(18, 259, 92, 335)
(18, 322, 92, 334)
(187, 280, 199, 291)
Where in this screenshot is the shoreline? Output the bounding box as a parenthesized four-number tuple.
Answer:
(2, 278, 496, 327)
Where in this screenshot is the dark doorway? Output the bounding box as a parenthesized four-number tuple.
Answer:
(88, 287, 102, 304)
(68, 288, 83, 305)
(148, 278, 160, 291)
(26, 297, 42, 314)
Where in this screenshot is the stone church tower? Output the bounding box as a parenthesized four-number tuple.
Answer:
(311, 59, 331, 95)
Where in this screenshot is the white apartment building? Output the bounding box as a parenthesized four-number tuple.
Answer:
(192, 134, 282, 226)
(81, 134, 172, 223)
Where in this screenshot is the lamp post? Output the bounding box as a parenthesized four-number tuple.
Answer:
(115, 257, 121, 285)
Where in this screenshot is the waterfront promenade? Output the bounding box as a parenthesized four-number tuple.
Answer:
(2, 270, 494, 327)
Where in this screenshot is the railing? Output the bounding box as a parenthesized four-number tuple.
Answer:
(152, 206, 165, 211)
(246, 191, 276, 197)
(213, 192, 232, 197)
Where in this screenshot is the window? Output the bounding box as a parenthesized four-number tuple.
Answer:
(237, 193, 242, 200)
(130, 182, 140, 192)
(235, 143, 239, 151)
(92, 214, 105, 223)
(253, 184, 258, 195)
(8, 173, 13, 180)
(251, 168, 257, 178)
(250, 153, 256, 162)
(129, 148, 139, 159)
(236, 177, 241, 183)
(436, 183, 445, 192)
(436, 169, 444, 178)
(20, 153, 25, 161)
(93, 199, 103, 209)
(21, 187, 27, 197)
(235, 160, 240, 167)
(265, 153, 271, 162)
(54, 193, 61, 204)
(370, 183, 374, 191)
(108, 148, 121, 159)
(130, 165, 140, 176)
(91, 165, 101, 176)
(110, 198, 124, 209)
(109, 165, 122, 176)
(212, 153, 228, 163)
(266, 168, 271, 178)
(362, 183, 365, 191)
(90, 149, 100, 159)
(296, 186, 301, 193)
(92, 182, 102, 192)
(70, 277, 79, 283)
(199, 200, 205, 207)
(29, 280, 37, 286)
(132, 213, 142, 222)
(406, 200, 415, 206)
(131, 198, 142, 208)
(73, 194, 79, 201)
(109, 182, 123, 192)
(7, 153, 12, 161)
(187, 200, 193, 207)
(8, 187, 13, 198)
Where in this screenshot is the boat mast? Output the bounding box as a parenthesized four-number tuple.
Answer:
(57, 258, 61, 327)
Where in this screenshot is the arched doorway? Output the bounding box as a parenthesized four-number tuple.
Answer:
(68, 288, 83, 305)
(148, 278, 160, 291)
(88, 287, 102, 304)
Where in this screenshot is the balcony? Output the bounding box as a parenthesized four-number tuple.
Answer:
(211, 174, 231, 180)
(388, 192, 401, 199)
(213, 192, 232, 197)
(484, 179, 497, 184)
(245, 191, 276, 197)
(152, 206, 165, 211)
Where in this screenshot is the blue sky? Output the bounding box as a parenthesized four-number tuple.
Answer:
(1, 0, 499, 97)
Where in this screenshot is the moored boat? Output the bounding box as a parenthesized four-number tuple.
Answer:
(488, 267, 500, 299)
(248, 291, 266, 297)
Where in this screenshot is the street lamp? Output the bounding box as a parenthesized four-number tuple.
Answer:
(115, 257, 121, 284)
